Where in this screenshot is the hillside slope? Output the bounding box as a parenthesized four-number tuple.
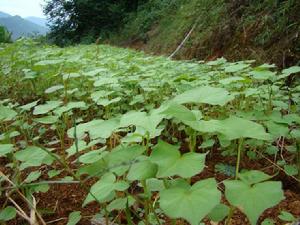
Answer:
(0, 11, 11, 18)
(26, 16, 48, 27)
(0, 15, 48, 40)
(114, 0, 300, 68)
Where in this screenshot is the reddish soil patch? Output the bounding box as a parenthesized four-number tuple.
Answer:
(2, 141, 300, 225)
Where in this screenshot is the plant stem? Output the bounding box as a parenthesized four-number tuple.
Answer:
(296, 141, 300, 180)
(141, 180, 150, 225)
(225, 206, 234, 225)
(125, 206, 135, 225)
(73, 116, 80, 167)
(188, 129, 196, 152)
(226, 138, 244, 225)
(149, 202, 161, 225)
(171, 219, 176, 225)
(267, 84, 273, 114)
(145, 132, 150, 155)
(104, 203, 109, 225)
(235, 138, 244, 179)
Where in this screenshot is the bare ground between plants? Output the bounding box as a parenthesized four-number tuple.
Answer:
(2, 144, 300, 225)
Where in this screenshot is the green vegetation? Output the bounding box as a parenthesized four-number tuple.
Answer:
(119, 0, 300, 67)
(0, 39, 299, 224)
(0, 25, 11, 43)
(44, 0, 300, 67)
(43, 0, 146, 46)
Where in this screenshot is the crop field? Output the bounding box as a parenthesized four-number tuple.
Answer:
(0, 39, 300, 225)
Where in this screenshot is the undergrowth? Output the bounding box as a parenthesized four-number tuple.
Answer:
(113, 0, 300, 67)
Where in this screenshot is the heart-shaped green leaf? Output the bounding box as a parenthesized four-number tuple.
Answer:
(278, 66, 300, 79)
(224, 172, 284, 225)
(66, 211, 81, 225)
(34, 116, 59, 124)
(261, 218, 275, 225)
(20, 100, 39, 111)
(224, 63, 249, 73)
(207, 203, 230, 222)
(79, 149, 107, 164)
(238, 170, 272, 185)
(278, 211, 296, 222)
(107, 196, 135, 212)
(45, 85, 64, 94)
(127, 158, 158, 181)
(219, 76, 245, 84)
(14, 146, 55, 170)
(160, 178, 221, 225)
(66, 139, 102, 157)
(191, 116, 271, 140)
(96, 97, 121, 106)
(104, 145, 146, 175)
(54, 101, 86, 116)
(0, 105, 17, 121)
(24, 171, 41, 183)
(218, 116, 271, 140)
(120, 110, 164, 137)
(249, 70, 276, 80)
(33, 101, 62, 115)
(0, 206, 16, 221)
(67, 118, 119, 140)
(284, 165, 298, 176)
(83, 173, 129, 206)
(0, 144, 14, 157)
(150, 140, 206, 178)
(161, 102, 197, 122)
(172, 86, 233, 106)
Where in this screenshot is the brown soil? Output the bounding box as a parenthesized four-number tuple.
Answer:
(2, 141, 300, 225)
(1, 131, 300, 225)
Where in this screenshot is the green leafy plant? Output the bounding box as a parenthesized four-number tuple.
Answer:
(0, 39, 299, 225)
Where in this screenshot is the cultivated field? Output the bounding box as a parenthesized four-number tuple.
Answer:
(0, 39, 300, 225)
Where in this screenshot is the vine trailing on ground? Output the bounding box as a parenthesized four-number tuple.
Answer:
(0, 39, 300, 225)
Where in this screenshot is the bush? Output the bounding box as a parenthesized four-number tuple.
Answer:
(0, 26, 12, 43)
(120, 0, 183, 42)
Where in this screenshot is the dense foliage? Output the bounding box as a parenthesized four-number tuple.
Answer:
(44, 0, 300, 67)
(0, 39, 300, 224)
(126, 0, 300, 67)
(43, 0, 147, 45)
(0, 25, 11, 43)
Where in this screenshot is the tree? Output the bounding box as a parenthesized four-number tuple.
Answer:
(43, 0, 147, 46)
(0, 26, 12, 43)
